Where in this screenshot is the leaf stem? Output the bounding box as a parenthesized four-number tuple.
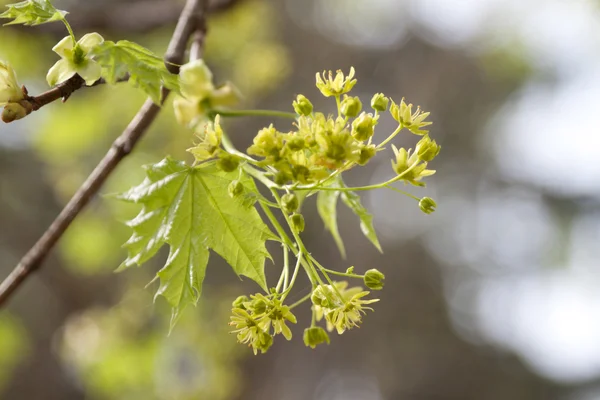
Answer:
(289, 292, 312, 309)
(212, 109, 297, 120)
(384, 184, 420, 201)
(319, 266, 363, 279)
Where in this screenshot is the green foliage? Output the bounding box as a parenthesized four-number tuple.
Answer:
(317, 185, 346, 259)
(90, 40, 180, 104)
(340, 184, 382, 253)
(118, 158, 274, 325)
(0, 0, 66, 26)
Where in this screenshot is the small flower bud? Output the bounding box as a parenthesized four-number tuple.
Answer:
(292, 94, 313, 116)
(291, 213, 305, 233)
(419, 197, 437, 214)
(228, 180, 244, 198)
(281, 193, 299, 214)
(274, 171, 291, 186)
(232, 295, 249, 309)
(358, 144, 377, 165)
(351, 112, 375, 141)
(303, 326, 330, 349)
(415, 135, 441, 162)
(1, 103, 28, 123)
(217, 153, 240, 172)
(340, 95, 362, 117)
(346, 266, 355, 274)
(364, 269, 385, 290)
(371, 93, 389, 112)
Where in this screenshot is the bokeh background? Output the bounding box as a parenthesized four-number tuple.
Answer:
(1, 0, 600, 399)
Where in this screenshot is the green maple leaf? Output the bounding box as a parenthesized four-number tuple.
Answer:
(90, 40, 180, 104)
(0, 0, 67, 25)
(118, 158, 274, 326)
(317, 180, 346, 259)
(317, 178, 382, 258)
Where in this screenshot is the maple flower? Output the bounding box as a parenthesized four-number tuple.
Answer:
(173, 59, 240, 127)
(47, 33, 104, 86)
(315, 67, 357, 97)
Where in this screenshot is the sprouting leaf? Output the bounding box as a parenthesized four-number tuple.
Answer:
(118, 158, 274, 326)
(90, 40, 180, 104)
(0, 0, 67, 26)
(316, 180, 346, 259)
(340, 182, 382, 253)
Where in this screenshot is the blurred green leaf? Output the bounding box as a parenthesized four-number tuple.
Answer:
(90, 40, 179, 104)
(317, 181, 346, 258)
(118, 158, 272, 324)
(340, 184, 382, 253)
(0, 0, 66, 26)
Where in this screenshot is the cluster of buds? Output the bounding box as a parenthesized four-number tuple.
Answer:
(229, 293, 297, 355)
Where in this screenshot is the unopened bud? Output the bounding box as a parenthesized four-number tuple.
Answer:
(2, 103, 28, 123)
(228, 180, 244, 198)
(291, 213, 305, 233)
(364, 269, 385, 290)
(232, 295, 249, 309)
(371, 93, 389, 112)
(415, 135, 441, 162)
(341, 95, 362, 118)
(303, 326, 330, 349)
(419, 197, 436, 214)
(217, 153, 239, 172)
(281, 193, 299, 214)
(293, 94, 313, 116)
(351, 112, 375, 141)
(358, 144, 376, 165)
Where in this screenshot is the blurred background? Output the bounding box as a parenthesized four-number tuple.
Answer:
(1, 0, 600, 398)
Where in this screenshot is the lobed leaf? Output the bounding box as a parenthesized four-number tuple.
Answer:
(0, 0, 67, 26)
(119, 158, 274, 327)
(90, 40, 180, 104)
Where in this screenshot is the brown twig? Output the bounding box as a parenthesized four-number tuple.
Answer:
(0, 0, 210, 307)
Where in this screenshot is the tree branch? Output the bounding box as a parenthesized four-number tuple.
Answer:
(0, 0, 210, 307)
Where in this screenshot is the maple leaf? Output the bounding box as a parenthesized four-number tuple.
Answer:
(0, 0, 67, 26)
(118, 158, 274, 326)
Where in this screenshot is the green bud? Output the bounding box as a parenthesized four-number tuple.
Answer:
(228, 180, 244, 198)
(286, 136, 305, 151)
(364, 269, 385, 290)
(256, 330, 274, 354)
(351, 112, 376, 141)
(303, 326, 330, 349)
(419, 197, 437, 214)
(345, 266, 355, 274)
(274, 171, 291, 186)
(232, 295, 249, 309)
(293, 165, 311, 184)
(415, 135, 441, 162)
(217, 153, 240, 172)
(358, 144, 377, 165)
(311, 285, 335, 308)
(292, 94, 313, 116)
(340, 95, 362, 117)
(281, 193, 299, 214)
(1, 103, 28, 123)
(291, 213, 305, 233)
(371, 93, 389, 112)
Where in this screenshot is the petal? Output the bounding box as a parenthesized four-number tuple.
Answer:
(46, 59, 76, 87)
(52, 36, 74, 57)
(173, 97, 199, 127)
(77, 32, 104, 52)
(210, 82, 241, 108)
(180, 59, 214, 98)
(77, 61, 102, 85)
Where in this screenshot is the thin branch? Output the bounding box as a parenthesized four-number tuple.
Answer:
(0, 0, 210, 307)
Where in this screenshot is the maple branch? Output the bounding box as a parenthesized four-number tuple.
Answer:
(0, 0, 210, 307)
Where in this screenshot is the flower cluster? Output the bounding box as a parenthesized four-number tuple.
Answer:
(229, 293, 297, 355)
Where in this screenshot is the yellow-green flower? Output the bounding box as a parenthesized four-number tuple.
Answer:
(187, 115, 223, 162)
(229, 308, 273, 355)
(391, 144, 436, 187)
(47, 33, 104, 86)
(315, 67, 357, 97)
(390, 98, 432, 135)
(173, 59, 240, 127)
